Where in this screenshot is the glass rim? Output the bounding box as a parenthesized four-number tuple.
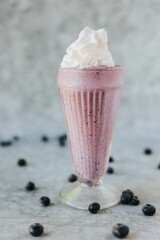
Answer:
(59, 65, 122, 72)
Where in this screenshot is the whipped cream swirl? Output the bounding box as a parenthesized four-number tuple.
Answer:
(60, 27, 115, 68)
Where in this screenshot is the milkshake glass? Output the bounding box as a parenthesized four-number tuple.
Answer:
(57, 66, 123, 209)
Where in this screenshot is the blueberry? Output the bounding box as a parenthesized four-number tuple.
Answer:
(129, 196, 140, 206)
(41, 135, 49, 142)
(26, 181, 35, 191)
(88, 202, 100, 214)
(142, 204, 156, 216)
(120, 190, 134, 204)
(0, 140, 12, 147)
(157, 164, 160, 169)
(112, 223, 129, 238)
(107, 166, 114, 174)
(109, 156, 114, 163)
(58, 134, 67, 146)
(13, 136, 19, 141)
(68, 174, 77, 182)
(144, 148, 152, 155)
(40, 196, 50, 207)
(17, 158, 27, 167)
(29, 223, 44, 237)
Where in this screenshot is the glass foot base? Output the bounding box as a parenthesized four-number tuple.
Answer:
(59, 181, 120, 210)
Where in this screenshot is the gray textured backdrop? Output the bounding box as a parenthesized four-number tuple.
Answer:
(0, 0, 160, 133)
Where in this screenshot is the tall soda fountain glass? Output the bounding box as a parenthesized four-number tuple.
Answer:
(57, 27, 123, 209)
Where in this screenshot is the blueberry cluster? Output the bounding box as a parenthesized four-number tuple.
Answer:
(120, 189, 140, 206)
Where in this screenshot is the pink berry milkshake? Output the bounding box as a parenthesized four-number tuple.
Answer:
(58, 66, 123, 181)
(58, 27, 123, 209)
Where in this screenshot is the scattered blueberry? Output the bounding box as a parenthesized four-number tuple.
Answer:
(112, 223, 129, 238)
(88, 202, 100, 214)
(142, 204, 156, 216)
(17, 158, 27, 167)
(129, 196, 140, 206)
(107, 166, 114, 174)
(109, 156, 114, 163)
(68, 174, 77, 182)
(144, 148, 152, 155)
(41, 135, 49, 142)
(29, 223, 44, 237)
(58, 134, 67, 146)
(26, 181, 35, 191)
(40, 196, 50, 207)
(13, 136, 19, 141)
(120, 190, 134, 204)
(0, 140, 12, 147)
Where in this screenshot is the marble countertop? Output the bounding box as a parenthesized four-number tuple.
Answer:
(0, 119, 160, 240)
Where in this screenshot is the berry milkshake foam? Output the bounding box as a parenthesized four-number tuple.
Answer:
(58, 27, 123, 181)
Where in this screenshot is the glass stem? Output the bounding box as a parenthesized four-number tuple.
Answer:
(78, 177, 102, 187)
